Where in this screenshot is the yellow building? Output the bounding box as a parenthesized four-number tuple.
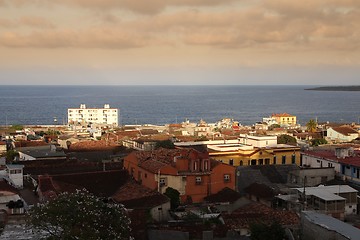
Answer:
(272, 113, 297, 127)
(208, 144, 301, 167)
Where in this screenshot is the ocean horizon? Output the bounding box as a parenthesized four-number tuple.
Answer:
(0, 85, 359, 126)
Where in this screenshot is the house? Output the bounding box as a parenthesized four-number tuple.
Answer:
(111, 180, 170, 222)
(0, 180, 24, 215)
(208, 142, 300, 167)
(123, 148, 236, 203)
(327, 126, 358, 142)
(301, 148, 360, 184)
(222, 202, 299, 236)
(288, 167, 335, 187)
(292, 185, 358, 219)
(16, 145, 66, 161)
(301, 211, 360, 240)
(35, 170, 171, 222)
(271, 113, 297, 127)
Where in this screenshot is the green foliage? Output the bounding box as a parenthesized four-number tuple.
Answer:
(155, 140, 175, 149)
(311, 138, 327, 146)
(10, 125, 24, 131)
(6, 150, 19, 162)
(250, 221, 285, 240)
(306, 119, 317, 133)
(277, 134, 297, 145)
(164, 187, 180, 209)
(268, 124, 281, 130)
(28, 190, 132, 240)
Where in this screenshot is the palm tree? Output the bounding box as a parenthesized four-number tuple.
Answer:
(306, 119, 317, 133)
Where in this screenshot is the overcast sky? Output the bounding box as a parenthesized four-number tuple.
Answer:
(0, 0, 359, 85)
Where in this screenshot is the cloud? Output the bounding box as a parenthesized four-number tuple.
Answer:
(0, 28, 147, 48)
(0, 0, 238, 14)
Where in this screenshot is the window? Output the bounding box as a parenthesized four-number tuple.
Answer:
(10, 169, 22, 174)
(224, 174, 230, 182)
(240, 160, 243, 166)
(204, 160, 209, 170)
(265, 158, 270, 165)
(195, 176, 202, 185)
(229, 159, 234, 166)
(259, 159, 264, 165)
(193, 161, 198, 171)
(159, 178, 167, 187)
(251, 160, 257, 165)
(273, 156, 277, 165)
(291, 154, 296, 164)
(282, 155, 286, 164)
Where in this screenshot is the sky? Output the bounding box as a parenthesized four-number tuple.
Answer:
(0, 0, 359, 85)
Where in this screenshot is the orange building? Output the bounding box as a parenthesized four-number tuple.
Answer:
(124, 148, 236, 203)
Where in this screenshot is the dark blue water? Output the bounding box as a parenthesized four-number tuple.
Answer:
(0, 85, 359, 126)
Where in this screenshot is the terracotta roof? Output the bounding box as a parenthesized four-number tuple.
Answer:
(68, 140, 121, 151)
(14, 140, 48, 148)
(222, 202, 299, 229)
(272, 113, 294, 117)
(331, 126, 358, 136)
(51, 170, 129, 198)
(134, 148, 209, 173)
(112, 180, 169, 209)
(303, 150, 360, 167)
(0, 180, 19, 194)
(204, 187, 243, 203)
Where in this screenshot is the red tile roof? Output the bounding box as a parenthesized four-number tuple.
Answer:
(112, 180, 169, 209)
(14, 140, 48, 148)
(222, 202, 299, 229)
(303, 150, 360, 167)
(331, 126, 358, 136)
(0, 180, 19, 194)
(272, 113, 294, 117)
(68, 140, 121, 151)
(134, 148, 209, 173)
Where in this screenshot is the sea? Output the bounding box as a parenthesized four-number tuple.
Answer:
(0, 85, 359, 126)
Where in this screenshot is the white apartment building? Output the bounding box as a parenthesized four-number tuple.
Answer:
(67, 104, 119, 126)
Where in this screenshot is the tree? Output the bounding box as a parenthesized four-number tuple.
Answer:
(250, 221, 285, 240)
(268, 124, 281, 131)
(28, 190, 132, 240)
(311, 138, 327, 146)
(277, 134, 297, 145)
(306, 119, 317, 133)
(164, 187, 180, 209)
(155, 140, 175, 149)
(6, 150, 19, 163)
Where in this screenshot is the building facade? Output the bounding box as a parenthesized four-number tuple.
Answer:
(123, 148, 236, 203)
(67, 104, 118, 126)
(271, 113, 297, 127)
(208, 143, 301, 167)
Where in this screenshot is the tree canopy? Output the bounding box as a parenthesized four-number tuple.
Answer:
(277, 134, 297, 145)
(28, 190, 132, 240)
(164, 187, 180, 209)
(250, 221, 285, 240)
(155, 140, 175, 149)
(306, 119, 317, 133)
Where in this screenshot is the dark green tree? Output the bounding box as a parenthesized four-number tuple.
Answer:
(277, 134, 297, 145)
(250, 221, 285, 240)
(164, 187, 180, 209)
(311, 138, 327, 146)
(28, 190, 132, 240)
(6, 150, 19, 163)
(155, 140, 175, 149)
(268, 124, 281, 130)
